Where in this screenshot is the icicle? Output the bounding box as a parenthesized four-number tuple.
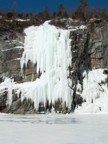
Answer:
(19, 21, 73, 110)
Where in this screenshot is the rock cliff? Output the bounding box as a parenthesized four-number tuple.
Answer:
(0, 18, 108, 114)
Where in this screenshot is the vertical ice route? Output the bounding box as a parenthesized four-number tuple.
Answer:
(19, 21, 73, 110)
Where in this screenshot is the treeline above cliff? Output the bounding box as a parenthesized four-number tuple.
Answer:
(0, 0, 108, 32)
(0, 0, 108, 21)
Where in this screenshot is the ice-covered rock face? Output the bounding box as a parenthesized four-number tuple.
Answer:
(1, 19, 108, 114)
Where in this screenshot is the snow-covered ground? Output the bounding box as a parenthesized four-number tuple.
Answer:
(0, 113, 108, 144)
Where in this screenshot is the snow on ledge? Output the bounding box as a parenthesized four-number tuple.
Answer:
(15, 19, 30, 22)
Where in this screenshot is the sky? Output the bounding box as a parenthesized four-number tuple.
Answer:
(0, 0, 108, 13)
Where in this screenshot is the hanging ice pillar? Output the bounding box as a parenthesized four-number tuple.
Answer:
(20, 21, 73, 112)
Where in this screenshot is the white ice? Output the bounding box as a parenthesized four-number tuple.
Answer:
(19, 21, 73, 110)
(75, 69, 108, 113)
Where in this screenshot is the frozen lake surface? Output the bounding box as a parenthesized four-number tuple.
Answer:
(0, 113, 108, 144)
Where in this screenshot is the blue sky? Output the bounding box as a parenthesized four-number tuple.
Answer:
(0, 0, 108, 13)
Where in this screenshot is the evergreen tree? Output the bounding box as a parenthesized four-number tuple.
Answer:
(56, 4, 64, 18)
(72, 0, 88, 21)
(43, 7, 50, 19)
(79, 0, 88, 10)
(79, 0, 88, 19)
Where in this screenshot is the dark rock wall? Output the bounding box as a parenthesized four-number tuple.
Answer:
(0, 30, 37, 83)
(89, 23, 108, 69)
(0, 30, 24, 82)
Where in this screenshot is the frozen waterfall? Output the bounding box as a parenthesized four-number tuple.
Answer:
(19, 21, 73, 111)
